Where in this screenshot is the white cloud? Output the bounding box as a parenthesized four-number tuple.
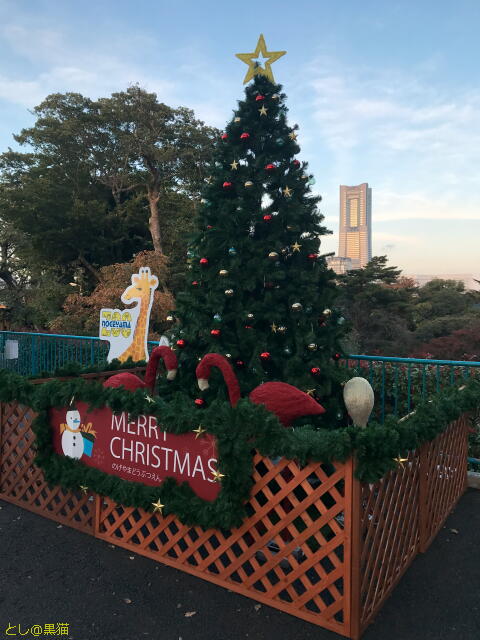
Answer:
(304, 55, 480, 227)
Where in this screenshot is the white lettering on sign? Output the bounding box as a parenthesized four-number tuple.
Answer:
(108, 413, 216, 481)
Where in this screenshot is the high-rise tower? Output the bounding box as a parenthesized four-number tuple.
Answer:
(338, 183, 372, 269)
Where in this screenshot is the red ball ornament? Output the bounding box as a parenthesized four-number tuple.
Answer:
(195, 398, 205, 407)
(240, 132, 250, 140)
(311, 367, 321, 376)
(260, 352, 271, 361)
(308, 253, 318, 261)
(207, 225, 213, 230)
(223, 181, 232, 189)
(200, 257, 209, 266)
(333, 353, 342, 361)
(265, 163, 275, 171)
(221, 133, 228, 140)
(263, 214, 273, 222)
(210, 329, 221, 337)
(191, 280, 199, 286)
(244, 325, 253, 329)
(176, 339, 186, 348)
(255, 94, 265, 101)
(293, 159, 300, 167)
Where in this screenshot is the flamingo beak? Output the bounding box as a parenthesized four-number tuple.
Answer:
(166, 368, 177, 381)
(197, 378, 209, 391)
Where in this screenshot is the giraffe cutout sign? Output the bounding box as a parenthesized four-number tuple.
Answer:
(99, 267, 158, 363)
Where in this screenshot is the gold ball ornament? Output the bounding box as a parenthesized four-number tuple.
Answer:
(225, 289, 234, 297)
(234, 117, 241, 122)
(277, 325, 287, 334)
(247, 313, 254, 319)
(307, 343, 318, 351)
(219, 269, 229, 276)
(244, 180, 253, 188)
(323, 308, 332, 316)
(166, 315, 174, 322)
(268, 251, 279, 260)
(272, 93, 280, 100)
(225, 353, 232, 359)
(291, 302, 303, 312)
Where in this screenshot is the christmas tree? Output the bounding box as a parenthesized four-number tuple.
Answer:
(168, 43, 348, 424)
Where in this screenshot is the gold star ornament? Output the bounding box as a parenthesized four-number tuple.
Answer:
(80, 485, 88, 495)
(230, 159, 239, 170)
(151, 499, 164, 514)
(235, 34, 286, 84)
(270, 322, 278, 333)
(394, 456, 409, 468)
(291, 241, 302, 252)
(211, 469, 226, 483)
(258, 105, 268, 116)
(289, 131, 298, 141)
(193, 425, 207, 439)
(283, 186, 293, 197)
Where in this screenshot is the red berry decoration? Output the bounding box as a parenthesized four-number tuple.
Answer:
(207, 225, 213, 230)
(293, 159, 300, 167)
(244, 325, 253, 329)
(223, 181, 232, 189)
(260, 352, 271, 361)
(255, 94, 265, 101)
(263, 214, 273, 222)
(211, 329, 221, 337)
(200, 258, 209, 266)
(176, 339, 186, 348)
(333, 353, 342, 361)
(192, 280, 199, 286)
(308, 253, 318, 261)
(311, 367, 321, 376)
(265, 163, 275, 171)
(240, 132, 250, 140)
(235, 359, 245, 368)
(195, 398, 205, 407)
(318, 318, 326, 327)
(221, 133, 228, 140)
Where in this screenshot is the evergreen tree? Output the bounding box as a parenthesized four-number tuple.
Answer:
(170, 74, 348, 424)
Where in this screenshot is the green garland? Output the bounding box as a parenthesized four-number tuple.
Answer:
(0, 368, 478, 529)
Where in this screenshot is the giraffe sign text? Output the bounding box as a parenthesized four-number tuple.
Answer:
(50, 402, 220, 502)
(99, 267, 158, 363)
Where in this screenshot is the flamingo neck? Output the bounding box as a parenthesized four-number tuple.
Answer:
(144, 346, 178, 392)
(198, 354, 241, 407)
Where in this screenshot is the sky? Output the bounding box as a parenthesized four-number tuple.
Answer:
(0, 0, 479, 276)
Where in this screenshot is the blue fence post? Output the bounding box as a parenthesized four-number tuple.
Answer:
(31, 334, 38, 376)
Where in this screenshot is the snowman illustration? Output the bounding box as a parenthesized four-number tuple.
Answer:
(61, 409, 85, 459)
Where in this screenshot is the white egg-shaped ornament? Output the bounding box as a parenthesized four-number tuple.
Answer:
(343, 377, 374, 428)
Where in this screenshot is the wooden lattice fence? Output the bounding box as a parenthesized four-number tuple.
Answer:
(0, 376, 469, 640)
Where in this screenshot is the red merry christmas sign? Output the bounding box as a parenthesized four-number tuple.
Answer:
(50, 403, 220, 501)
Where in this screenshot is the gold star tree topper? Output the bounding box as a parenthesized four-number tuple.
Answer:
(235, 34, 286, 84)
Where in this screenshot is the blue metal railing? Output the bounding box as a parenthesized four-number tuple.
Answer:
(344, 354, 480, 422)
(1, 331, 479, 422)
(0, 331, 160, 376)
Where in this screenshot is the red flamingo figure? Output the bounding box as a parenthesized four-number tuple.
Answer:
(196, 353, 326, 426)
(103, 346, 178, 393)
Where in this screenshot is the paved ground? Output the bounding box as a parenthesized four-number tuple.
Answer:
(0, 490, 479, 640)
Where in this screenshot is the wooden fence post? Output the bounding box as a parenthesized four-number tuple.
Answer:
(346, 457, 362, 640)
(418, 441, 430, 553)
